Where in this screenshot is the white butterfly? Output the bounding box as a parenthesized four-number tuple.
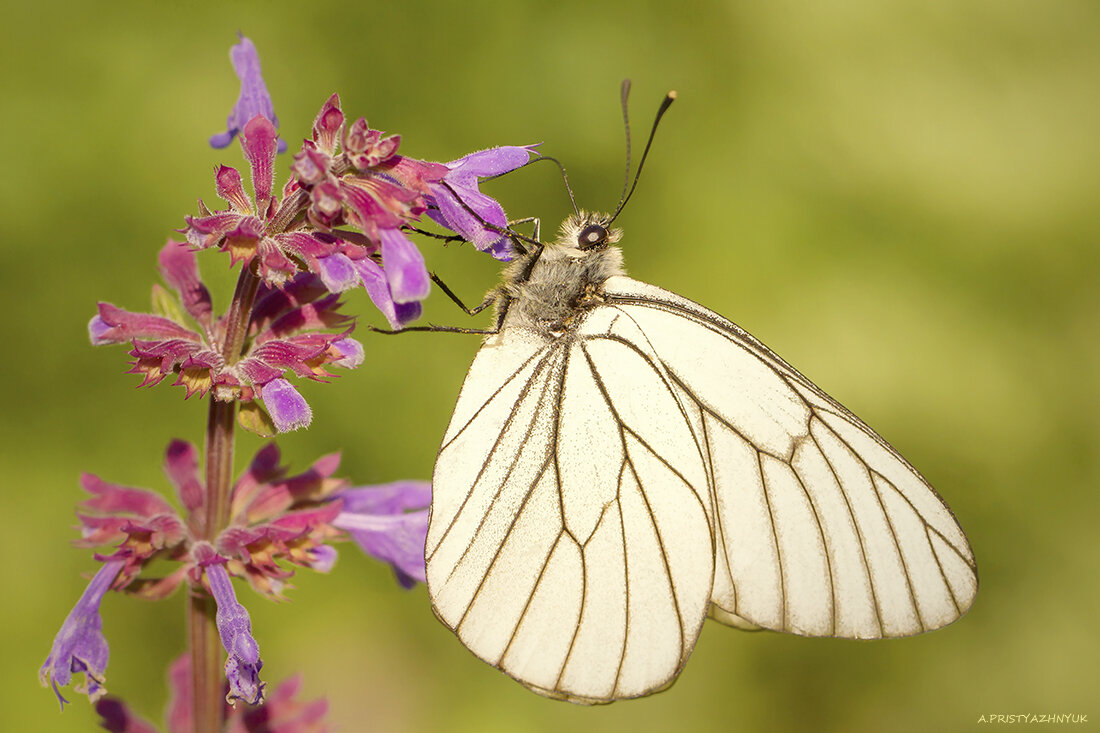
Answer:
(425, 210, 977, 703)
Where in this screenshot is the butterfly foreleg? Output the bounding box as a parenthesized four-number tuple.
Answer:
(430, 273, 500, 317)
(507, 216, 541, 243)
(401, 225, 468, 245)
(366, 323, 500, 336)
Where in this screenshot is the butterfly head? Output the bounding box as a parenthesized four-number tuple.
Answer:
(557, 211, 623, 254)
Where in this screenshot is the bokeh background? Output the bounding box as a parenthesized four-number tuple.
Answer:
(2, 1, 1098, 731)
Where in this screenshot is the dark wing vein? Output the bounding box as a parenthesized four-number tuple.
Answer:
(816, 413, 922, 632)
(789, 449, 837, 636)
(614, 476, 630, 697)
(610, 292, 931, 484)
(582, 330, 711, 488)
(871, 465, 976, 570)
(553, 343, 576, 546)
(866, 469, 925, 632)
(817, 396, 973, 569)
(578, 333, 712, 535)
(429, 349, 555, 563)
(757, 450, 787, 630)
(556, 504, 621, 692)
(667, 369, 792, 460)
(924, 524, 962, 615)
(554, 530, 586, 694)
(927, 524, 977, 568)
(625, 454, 685, 661)
(700, 408, 739, 615)
(605, 293, 838, 412)
(550, 346, 587, 691)
(444, 355, 560, 575)
(780, 372, 926, 481)
(500, 532, 566, 662)
(457, 448, 557, 630)
(810, 424, 884, 636)
(440, 346, 546, 452)
(580, 342, 687, 661)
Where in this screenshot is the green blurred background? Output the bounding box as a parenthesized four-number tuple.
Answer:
(3, 1, 1098, 731)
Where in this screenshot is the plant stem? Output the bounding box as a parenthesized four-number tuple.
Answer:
(189, 264, 261, 732)
(220, 265, 262, 368)
(188, 593, 222, 733)
(203, 398, 237, 550)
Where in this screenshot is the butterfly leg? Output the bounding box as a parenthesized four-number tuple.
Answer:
(366, 273, 501, 336)
(507, 216, 541, 242)
(401, 226, 468, 245)
(430, 273, 498, 317)
(366, 323, 499, 335)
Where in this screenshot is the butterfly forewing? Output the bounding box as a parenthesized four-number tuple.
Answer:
(429, 311, 713, 703)
(600, 276, 978, 639)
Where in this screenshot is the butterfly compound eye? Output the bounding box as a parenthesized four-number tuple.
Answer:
(577, 223, 609, 250)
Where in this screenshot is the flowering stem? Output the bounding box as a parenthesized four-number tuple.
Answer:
(220, 265, 261, 365)
(203, 399, 237, 543)
(189, 398, 236, 732)
(189, 260, 263, 731)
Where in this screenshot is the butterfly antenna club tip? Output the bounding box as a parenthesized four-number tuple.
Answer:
(610, 86, 678, 224)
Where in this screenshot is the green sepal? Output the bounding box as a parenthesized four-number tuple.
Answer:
(239, 401, 277, 437)
(151, 283, 189, 326)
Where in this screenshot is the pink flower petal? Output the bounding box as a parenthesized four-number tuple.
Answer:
(157, 240, 213, 328)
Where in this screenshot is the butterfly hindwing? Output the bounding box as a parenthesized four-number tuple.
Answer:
(429, 311, 713, 703)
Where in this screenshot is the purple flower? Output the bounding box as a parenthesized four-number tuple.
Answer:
(74, 442, 349, 601)
(195, 543, 265, 706)
(191, 110, 396, 301)
(330, 337, 364, 369)
(40, 561, 125, 707)
(91, 241, 363, 432)
(198, 88, 534, 328)
(333, 481, 431, 588)
(209, 34, 287, 153)
(428, 145, 539, 260)
(261, 378, 312, 433)
(379, 227, 429, 303)
(352, 256, 422, 330)
(279, 96, 537, 326)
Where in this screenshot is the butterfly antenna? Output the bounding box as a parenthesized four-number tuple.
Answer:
(617, 79, 634, 208)
(480, 154, 579, 219)
(609, 87, 677, 225)
(529, 156, 579, 217)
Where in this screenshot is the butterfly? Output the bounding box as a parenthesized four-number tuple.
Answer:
(424, 90, 977, 705)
